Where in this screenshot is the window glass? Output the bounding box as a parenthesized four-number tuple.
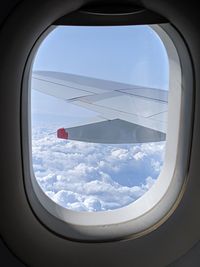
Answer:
(31, 25, 169, 212)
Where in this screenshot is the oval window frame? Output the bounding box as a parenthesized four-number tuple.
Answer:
(22, 21, 193, 242)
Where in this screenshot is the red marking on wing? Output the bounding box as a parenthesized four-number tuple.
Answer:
(57, 128, 68, 139)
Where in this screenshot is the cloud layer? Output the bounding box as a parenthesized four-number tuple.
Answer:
(32, 125, 165, 212)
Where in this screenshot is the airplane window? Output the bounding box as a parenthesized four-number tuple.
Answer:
(30, 25, 169, 212)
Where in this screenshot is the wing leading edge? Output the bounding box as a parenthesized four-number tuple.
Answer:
(32, 71, 168, 144)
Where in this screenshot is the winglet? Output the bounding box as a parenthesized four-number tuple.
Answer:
(57, 128, 68, 139)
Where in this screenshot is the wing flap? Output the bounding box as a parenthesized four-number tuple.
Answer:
(59, 119, 166, 144)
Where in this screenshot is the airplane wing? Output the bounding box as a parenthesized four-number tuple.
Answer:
(32, 71, 168, 143)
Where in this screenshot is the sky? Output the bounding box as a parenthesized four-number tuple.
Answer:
(33, 25, 168, 87)
(31, 25, 168, 212)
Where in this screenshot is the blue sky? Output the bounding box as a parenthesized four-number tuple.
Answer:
(33, 25, 168, 87)
(31, 25, 168, 212)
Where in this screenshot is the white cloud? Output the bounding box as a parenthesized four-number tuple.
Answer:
(110, 148, 129, 160)
(133, 151, 146, 161)
(32, 125, 165, 212)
